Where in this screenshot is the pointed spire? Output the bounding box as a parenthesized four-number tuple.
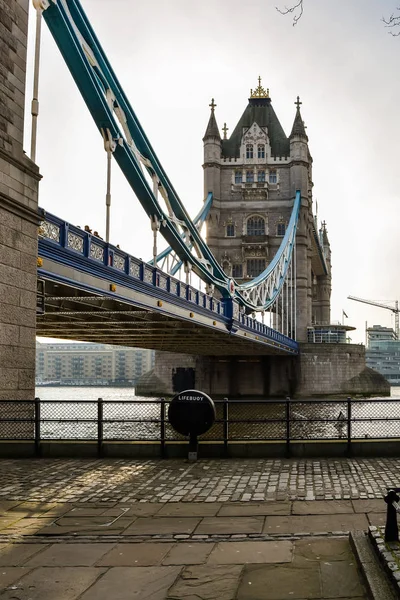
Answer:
(290, 95, 308, 140)
(203, 98, 221, 140)
(320, 220, 330, 246)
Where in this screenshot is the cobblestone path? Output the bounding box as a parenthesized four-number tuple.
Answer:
(1, 457, 399, 503)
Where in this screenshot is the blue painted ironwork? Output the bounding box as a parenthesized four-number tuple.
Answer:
(38, 211, 299, 353)
(150, 192, 213, 276)
(40, 0, 301, 314)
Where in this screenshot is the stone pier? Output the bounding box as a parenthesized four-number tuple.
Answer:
(0, 0, 41, 400)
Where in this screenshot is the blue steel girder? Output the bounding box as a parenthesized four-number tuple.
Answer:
(37, 211, 299, 355)
(150, 192, 213, 276)
(40, 0, 300, 314)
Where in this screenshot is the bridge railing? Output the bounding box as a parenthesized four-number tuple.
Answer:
(39, 212, 226, 318)
(38, 212, 299, 351)
(1, 397, 399, 457)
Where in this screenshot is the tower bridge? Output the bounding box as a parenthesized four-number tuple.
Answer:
(0, 0, 389, 402)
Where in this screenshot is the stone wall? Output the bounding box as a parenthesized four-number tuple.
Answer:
(137, 345, 390, 399)
(295, 343, 390, 397)
(0, 0, 41, 400)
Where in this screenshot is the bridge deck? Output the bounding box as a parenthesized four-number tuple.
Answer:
(37, 277, 294, 356)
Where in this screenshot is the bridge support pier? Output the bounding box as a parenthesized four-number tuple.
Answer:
(0, 0, 41, 400)
(136, 345, 390, 398)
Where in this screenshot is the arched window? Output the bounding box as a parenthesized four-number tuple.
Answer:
(222, 261, 231, 275)
(246, 171, 254, 183)
(258, 170, 265, 183)
(232, 264, 243, 278)
(246, 144, 253, 159)
(269, 170, 277, 184)
(277, 223, 286, 236)
(258, 144, 265, 159)
(247, 259, 266, 277)
(247, 216, 265, 236)
(234, 171, 242, 184)
(226, 224, 235, 237)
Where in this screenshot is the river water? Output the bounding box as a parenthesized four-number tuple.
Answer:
(32, 386, 400, 441)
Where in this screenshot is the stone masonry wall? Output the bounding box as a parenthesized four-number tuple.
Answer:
(295, 343, 390, 397)
(0, 0, 41, 400)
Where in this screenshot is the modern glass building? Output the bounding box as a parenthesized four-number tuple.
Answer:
(366, 325, 400, 385)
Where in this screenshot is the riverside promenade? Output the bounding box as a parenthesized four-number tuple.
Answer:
(0, 457, 396, 599)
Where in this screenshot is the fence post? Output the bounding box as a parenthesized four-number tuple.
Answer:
(223, 397, 228, 457)
(34, 397, 41, 457)
(347, 397, 352, 457)
(285, 397, 291, 458)
(97, 398, 103, 457)
(160, 398, 166, 458)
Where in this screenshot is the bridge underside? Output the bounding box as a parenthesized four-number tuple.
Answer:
(37, 278, 291, 356)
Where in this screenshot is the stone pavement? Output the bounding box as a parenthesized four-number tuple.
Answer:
(0, 457, 398, 503)
(0, 458, 393, 598)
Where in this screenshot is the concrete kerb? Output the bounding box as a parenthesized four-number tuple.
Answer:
(350, 530, 397, 600)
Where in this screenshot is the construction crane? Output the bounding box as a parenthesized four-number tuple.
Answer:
(347, 296, 399, 340)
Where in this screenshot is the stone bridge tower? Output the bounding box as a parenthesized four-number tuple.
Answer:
(203, 79, 331, 341)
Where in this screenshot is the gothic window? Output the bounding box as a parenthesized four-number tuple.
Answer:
(269, 170, 277, 184)
(246, 144, 253, 159)
(234, 171, 242, 184)
(232, 264, 243, 278)
(246, 171, 254, 183)
(226, 224, 235, 237)
(247, 216, 265, 236)
(277, 223, 286, 236)
(247, 259, 266, 278)
(258, 144, 265, 159)
(222, 261, 231, 275)
(258, 170, 265, 183)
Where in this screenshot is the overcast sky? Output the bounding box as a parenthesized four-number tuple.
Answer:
(26, 0, 400, 344)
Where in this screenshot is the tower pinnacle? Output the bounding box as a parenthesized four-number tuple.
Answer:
(290, 95, 308, 140)
(249, 76, 269, 99)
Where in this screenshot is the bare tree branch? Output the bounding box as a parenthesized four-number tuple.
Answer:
(276, 0, 304, 26)
(382, 7, 400, 36)
(277, 1, 400, 36)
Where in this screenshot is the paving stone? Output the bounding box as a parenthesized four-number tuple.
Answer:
(0, 502, 21, 515)
(218, 502, 290, 517)
(207, 541, 293, 564)
(320, 560, 366, 598)
(0, 567, 33, 590)
(292, 500, 354, 515)
(163, 543, 214, 565)
(237, 562, 321, 599)
(102, 504, 162, 517)
(196, 517, 264, 535)
(36, 517, 134, 536)
(0, 567, 103, 599)
(166, 564, 242, 600)
(0, 458, 398, 503)
(124, 517, 200, 535)
(352, 499, 386, 514)
(6, 503, 58, 517)
(25, 543, 115, 566)
(98, 542, 173, 566)
(263, 514, 369, 534)
(366, 512, 386, 526)
(80, 566, 181, 599)
(157, 503, 221, 517)
(0, 544, 48, 566)
(294, 537, 353, 562)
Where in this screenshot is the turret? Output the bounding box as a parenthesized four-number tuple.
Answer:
(289, 97, 310, 195)
(203, 98, 221, 199)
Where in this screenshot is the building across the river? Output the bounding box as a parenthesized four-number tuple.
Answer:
(36, 342, 154, 386)
(366, 325, 400, 385)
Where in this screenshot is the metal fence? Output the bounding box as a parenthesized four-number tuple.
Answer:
(1, 397, 400, 456)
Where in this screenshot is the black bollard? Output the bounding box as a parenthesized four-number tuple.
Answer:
(384, 488, 400, 542)
(188, 432, 198, 461)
